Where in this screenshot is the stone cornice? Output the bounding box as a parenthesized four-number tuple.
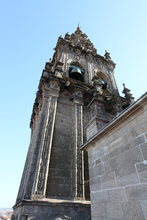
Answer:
(13, 199, 91, 209)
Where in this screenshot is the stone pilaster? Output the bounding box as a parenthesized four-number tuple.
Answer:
(32, 79, 60, 198)
(72, 88, 85, 199)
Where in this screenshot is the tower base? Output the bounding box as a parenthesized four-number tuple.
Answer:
(12, 199, 91, 220)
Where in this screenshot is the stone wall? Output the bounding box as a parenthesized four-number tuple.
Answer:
(83, 93, 147, 220)
(46, 94, 73, 198)
(13, 200, 91, 220)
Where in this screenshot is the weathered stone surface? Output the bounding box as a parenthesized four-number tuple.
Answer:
(140, 142, 147, 160)
(91, 202, 107, 219)
(140, 200, 147, 219)
(13, 200, 91, 220)
(136, 162, 147, 182)
(101, 171, 116, 189)
(103, 156, 118, 174)
(94, 162, 104, 176)
(91, 200, 146, 220)
(108, 188, 126, 201)
(116, 173, 139, 187)
(46, 98, 73, 198)
(103, 146, 143, 186)
(91, 190, 108, 203)
(107, 202, 124, 219)
(122, 201, 145, 220)
(125, 183, 147, 200)
(130, 135, 146, 148)
(84, 93, 147, 219)
(90, 178, 101, 191)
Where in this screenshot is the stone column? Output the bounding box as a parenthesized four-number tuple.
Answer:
(73, 88, 85, 199)
(32, 79, 60, 198)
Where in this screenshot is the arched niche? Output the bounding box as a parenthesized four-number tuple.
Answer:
(95, 71, 109, 83)
(68, 62, 85, 82)
(92, 71, 109, 90)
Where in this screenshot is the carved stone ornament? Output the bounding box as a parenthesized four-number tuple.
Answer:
(50, 214, 72, 220)
(62, 26, 97, 54)
(62, 43, 70, 52)
(75, 48, 81, 55)
(55, 71, 63, 78)
(87, 53, 93, 62)
(122, 83, 134, 104)
(74, 55, 80, 61)
(73, 89, 83, 98)
(104, 50, 111, 61)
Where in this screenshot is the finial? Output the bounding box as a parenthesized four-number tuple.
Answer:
(75, 23, 82, 33)
(122, 83, 134, 104)
(104, 50, 111, 61)
(77, 23, 81, 29)
(123, 83, 125, 89)
(65, 32, 70, 40)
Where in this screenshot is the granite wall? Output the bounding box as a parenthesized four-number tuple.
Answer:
(84, 93, 147, 220)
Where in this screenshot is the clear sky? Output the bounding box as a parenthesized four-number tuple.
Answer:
(0, 0, 146, 208)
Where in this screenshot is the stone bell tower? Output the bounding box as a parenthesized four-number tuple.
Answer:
(12, 27, 131, 220)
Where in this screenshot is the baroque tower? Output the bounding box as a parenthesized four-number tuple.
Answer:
(12, 27, 132, 220)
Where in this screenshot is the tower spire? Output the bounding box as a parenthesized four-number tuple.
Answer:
(77, 22, 81, 29)
(12, 28, 132, 220)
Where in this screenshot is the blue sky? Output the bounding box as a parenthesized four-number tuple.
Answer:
(0, 0, 146, 208)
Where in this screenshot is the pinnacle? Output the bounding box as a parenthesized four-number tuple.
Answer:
(74, 24, 83, 34)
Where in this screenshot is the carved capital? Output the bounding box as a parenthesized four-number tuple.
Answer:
(43, 80, 60, 98)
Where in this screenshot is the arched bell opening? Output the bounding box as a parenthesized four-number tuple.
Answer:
(93, 71, 109, 90)
(97, 78, 107, 90)
(69, 64, 84, 82)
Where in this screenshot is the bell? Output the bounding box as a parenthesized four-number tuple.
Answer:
(71, 67, 82, 74)
(70, 66, 84, 82)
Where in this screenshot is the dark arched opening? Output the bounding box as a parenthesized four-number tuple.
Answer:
(69, 65, 84, 82)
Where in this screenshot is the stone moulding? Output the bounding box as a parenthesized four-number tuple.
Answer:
(13, 198, 91, 209)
